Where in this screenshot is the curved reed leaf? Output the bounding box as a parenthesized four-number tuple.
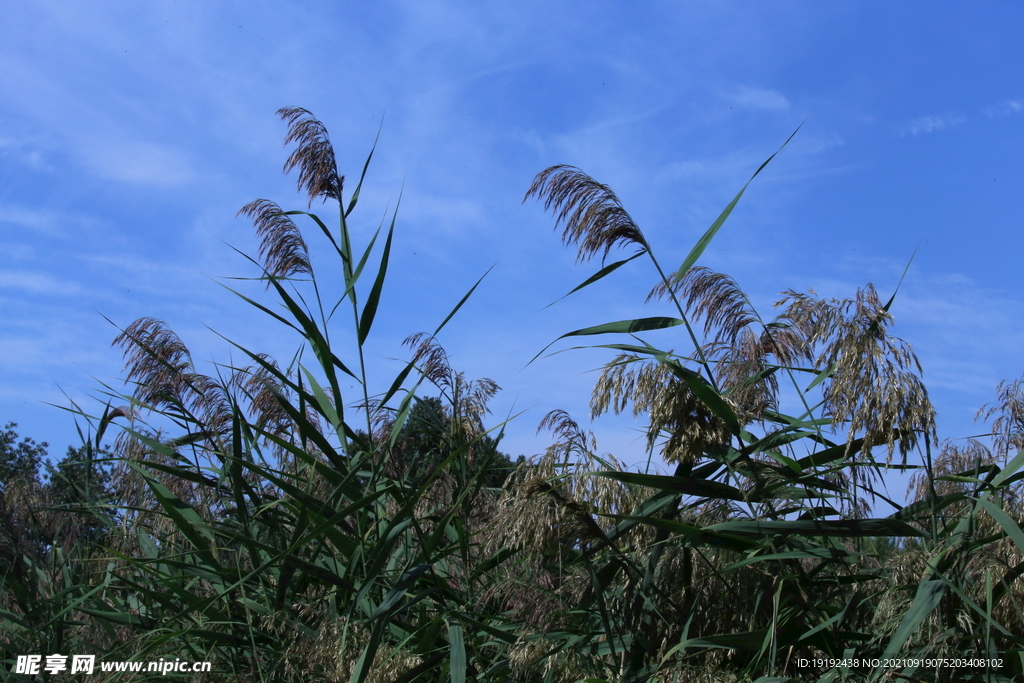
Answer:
(671, 124, 802, 287)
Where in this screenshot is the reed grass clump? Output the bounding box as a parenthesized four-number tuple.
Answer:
(3, 112, 1024, 683)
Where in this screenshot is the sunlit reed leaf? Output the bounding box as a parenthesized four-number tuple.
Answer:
(670, 123, 802, 288)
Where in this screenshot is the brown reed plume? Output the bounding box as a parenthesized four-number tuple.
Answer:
(277, 106, 344, 207)
(113, 317, 234, 436)
(591, 354, 732, 464)
(237, 199, 311, 289)
(524, 165, 648, 264)
(649, 266, 756, 348)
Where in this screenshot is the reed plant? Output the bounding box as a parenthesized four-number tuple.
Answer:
(3, 107, 511, 683)
(2, 110, 1024, 683)
(511, 136, 1024, 682)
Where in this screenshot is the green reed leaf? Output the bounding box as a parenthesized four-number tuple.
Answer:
(564, 316, 685, 337)
(672, 124, 802, 287)
(977, 498, 1024, 556)
(660, 356, 741, 435)
(872, 579, 946, 681)
(543, 251, 645, 309)
(527, 317, 683, 366)
(593, 471, 746, 501)
(448, 616, 467, 683)
(358, 210, 395, 344)
(432, 264, 495, 337)
(346, 123, 381, 219)
(708, 518, 925, 538)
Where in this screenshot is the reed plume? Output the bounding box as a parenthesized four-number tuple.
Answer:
(524, 165, 648, 263)
(237, 199, 311, 288)
(277, 106, 343, 206)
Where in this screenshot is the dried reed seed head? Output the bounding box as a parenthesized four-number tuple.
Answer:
(448, 372, 500, 427)
(591, 355, 730, 463)
(495, 413, 655, 552)
(644, 267, 802, 423)
(908, 439, 995, 505)
(114, 317, 194, 407)
(188, 373, 233, 433)
(713, 328, 778, 421)
(358, 397, 393, 446)
(649, 267, 757, 348)
(403, 332, 452, 389)
(977, 374, 1024, 460)
(112, 318, 247, 447)
(775, 284, 936, 462)
(105, 405, 134, 421)
(237, 199, 311, 288)
(822, 333, 935, 462)
(229, 356, 294, 437)
(277, 107, 343, 207)
(827, 359, 935, 463)
(650, 384, 732, 464)
(776, 284, 899, 359)
(524, 165, 648, 263)
(537, 409, 597, 457)
(756, 323, 811, 366)
(402, 333, 500, 435)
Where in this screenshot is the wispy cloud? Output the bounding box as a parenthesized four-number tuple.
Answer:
(895, 99, 1020, 138)
(0, 204, 107, 238)
(0, 205, 64, 235)
(76, 136, 196, 188)
(727, 85, 790, 111)
(0, 136, 54, 171)
(0, 269, 81, 295)
(896, 113, 966, 137)
(984, 99, 1022, 119)
(790, 131, 844, 155)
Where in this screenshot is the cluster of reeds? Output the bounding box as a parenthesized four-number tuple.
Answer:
(2, 110, 1024, 683)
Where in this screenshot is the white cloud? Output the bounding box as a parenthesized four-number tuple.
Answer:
(790, 131, 844, 155)
(77, 136, 195, 187)
(0, 205, 63, 235)
(0, 269, 81, 296)
(729, 85, 790, 111)
(0, 136, 54, 171)
(984, 99, 1022, 119)
(0, 203, 110, 239)
(896, 114, 966, 137)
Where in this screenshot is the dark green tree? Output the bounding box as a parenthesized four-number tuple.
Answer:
(0, 426, 113, 572)
(44, 443, 114, 545)
(389, 396, 521, 488)
(0, 423, 49, 585)
(0, 422, 46, 490)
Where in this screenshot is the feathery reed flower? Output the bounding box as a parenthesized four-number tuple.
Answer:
(525, 165, 648, 263)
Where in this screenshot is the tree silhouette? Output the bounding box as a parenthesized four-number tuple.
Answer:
(384, 395, 521, 488)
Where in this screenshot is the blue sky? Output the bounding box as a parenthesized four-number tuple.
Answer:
(2, 1, 1023, 504)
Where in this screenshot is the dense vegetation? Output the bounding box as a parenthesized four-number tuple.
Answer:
(3, 109, 1024, 682)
